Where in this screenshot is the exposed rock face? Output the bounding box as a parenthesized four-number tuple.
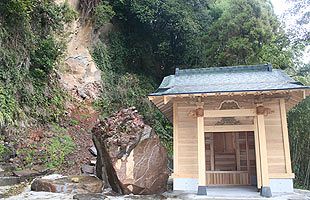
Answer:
(92, 107, 169, 195)
(31, 175, 103, 194)
(56, 0, 114, 100)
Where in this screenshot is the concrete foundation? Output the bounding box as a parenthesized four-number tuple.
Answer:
(270, 178, 294, 193)
(197, 186, 207, 195)
(173, 178, 198, 191)
(261, 186, 272, 197)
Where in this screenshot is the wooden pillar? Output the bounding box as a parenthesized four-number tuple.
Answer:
(197, 103, 207, 195)
(173, 102, 179, 177)
(254, 118, 262, 189)
(257, 112, 272, 197)
(280, 98, 292, 174)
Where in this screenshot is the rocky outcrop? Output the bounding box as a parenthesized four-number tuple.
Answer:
(56, 0, 113, 100)
(31, 175, 103, 194)
(92, 107, 169, 195)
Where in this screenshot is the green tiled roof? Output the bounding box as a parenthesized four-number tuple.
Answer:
(149, 64, 309, 96)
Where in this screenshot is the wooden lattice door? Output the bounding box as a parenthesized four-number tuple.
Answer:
(205, 132, 256, 185)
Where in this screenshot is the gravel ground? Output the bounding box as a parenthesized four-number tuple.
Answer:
(1, 185, 310, 200)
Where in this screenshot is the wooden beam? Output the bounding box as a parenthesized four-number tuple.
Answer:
(303, 90, 306, 99)
(204, 125, 254, 132)
(172, 173, 198, 178)
(269, 173, 295, 179)
(254, 117, 262, 189)
(204, 109, 256, 118)
(197, 105, 206, 186)
(280, 98, 292, 174)
(173, 102, 179, 176)
(163, 96, 173, 104)
(257, 114, 270, 187)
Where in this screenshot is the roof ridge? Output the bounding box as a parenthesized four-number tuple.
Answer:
(175, 64, 272, 75)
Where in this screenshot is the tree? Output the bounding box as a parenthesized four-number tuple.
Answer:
(202, 0, 296, 69)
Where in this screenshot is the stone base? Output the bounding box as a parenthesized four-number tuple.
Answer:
(270, 178, 294, 193)
(197, 186, 207, 195)
(173, 178, 198, 191)
(260, 186, 272, 197)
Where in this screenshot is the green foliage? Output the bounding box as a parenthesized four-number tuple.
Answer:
(0, 0, 75, 127)
(16, 134, 75, 169)
(30, 37, 64, 78)
(45, 134, 75, 168)
(288, 96, 310, 190)
(69, 119, 80, 126)
(0, 85, 19, 126)
(0, 144, 10, 161)
(93, 1, 115, 29)
(203, 0, 296, 69)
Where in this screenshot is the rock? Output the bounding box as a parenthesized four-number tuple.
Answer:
(59, 21, 102, 101)
(13, 168, 50, 181)
(115, 131, 169, 195)
(0, 176, 20, 186)
(81, 164, 95, 174)
(92, 108, 169, 195)
(13, 169, 40, 178)
(31, 175, 104, 194)
(73, 193, 107, 200)
(89, 146, 97, 156)
(90, 160, 96, 165)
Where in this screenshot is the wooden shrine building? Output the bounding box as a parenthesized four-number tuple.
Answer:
(148, 64, 309, 197)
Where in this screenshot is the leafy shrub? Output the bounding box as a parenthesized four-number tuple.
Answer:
(0, 144, 10, 161)
(288, 96, 310, 190)
(0, 0, 74, 127)
(46, 135, 75, 168)
(93, 1, 115, 29)
(0, 85, 19, 126)
(30, 37, 64, 79)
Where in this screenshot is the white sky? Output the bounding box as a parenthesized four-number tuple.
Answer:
(271, 0, 310, 64)
(271, 0, 290, 15)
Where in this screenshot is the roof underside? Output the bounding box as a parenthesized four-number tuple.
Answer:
(149, 64, 308, 96)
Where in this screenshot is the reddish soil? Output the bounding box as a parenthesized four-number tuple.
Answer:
(61, 100, 99, 175)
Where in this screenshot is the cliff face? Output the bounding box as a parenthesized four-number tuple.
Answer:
(56, 0, 102, 100)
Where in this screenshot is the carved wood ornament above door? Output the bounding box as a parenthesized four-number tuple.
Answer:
(216, 100, 241, 125)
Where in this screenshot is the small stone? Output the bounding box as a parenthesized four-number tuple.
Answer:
(81, 164, 95, 174)
(89, 146, 97, 156)
(71, 177, 80, 183)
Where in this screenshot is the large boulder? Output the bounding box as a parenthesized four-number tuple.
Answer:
(92, 107, 169, 195)
(31, 175, 103, 194)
